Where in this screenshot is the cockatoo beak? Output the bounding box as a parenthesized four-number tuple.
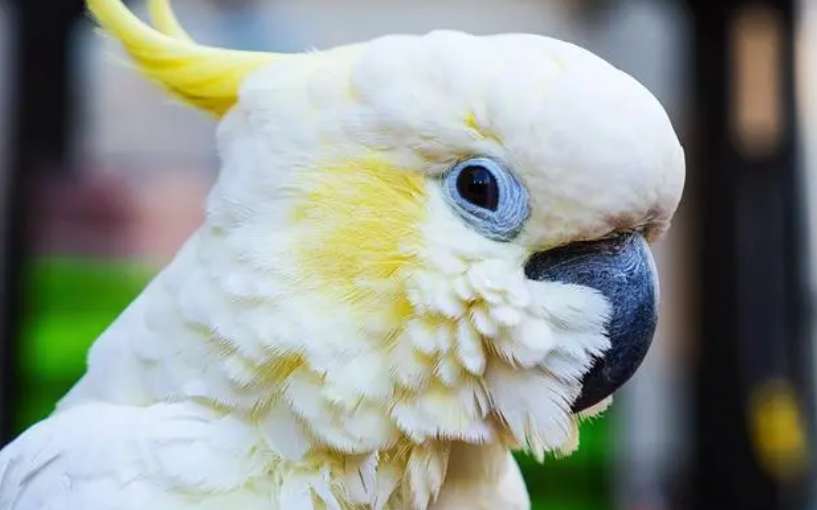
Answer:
(524, 232, 659, 412)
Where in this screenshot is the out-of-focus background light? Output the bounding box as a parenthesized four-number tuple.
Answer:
(1, 1, 816, 509)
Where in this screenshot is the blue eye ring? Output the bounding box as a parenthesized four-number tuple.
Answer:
(442, 157, 530, 242)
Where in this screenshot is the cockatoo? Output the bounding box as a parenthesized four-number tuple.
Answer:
(0, 0, 685, 508)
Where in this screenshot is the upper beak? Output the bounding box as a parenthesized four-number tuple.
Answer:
(524, 232, 658, 412)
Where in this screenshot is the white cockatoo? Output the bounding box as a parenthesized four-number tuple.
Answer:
(0, 1, 685, 509)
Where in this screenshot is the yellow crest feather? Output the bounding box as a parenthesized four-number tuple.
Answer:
(86, 0, 281, 116)
(147, 0, 193, 42)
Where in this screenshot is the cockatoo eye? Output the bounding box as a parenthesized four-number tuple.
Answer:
(456, 163, 499, 210)
(442, 157, 530, 242)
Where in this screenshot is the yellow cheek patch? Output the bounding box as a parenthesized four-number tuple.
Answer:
(293, 156, 427, 319)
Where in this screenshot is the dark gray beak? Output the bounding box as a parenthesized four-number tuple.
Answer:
(524, 232, 658, 412)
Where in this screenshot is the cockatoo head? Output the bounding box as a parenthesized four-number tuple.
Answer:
(90, 0, 684, 465)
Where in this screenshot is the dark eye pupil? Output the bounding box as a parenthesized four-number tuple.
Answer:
(456, 165, 499, 211)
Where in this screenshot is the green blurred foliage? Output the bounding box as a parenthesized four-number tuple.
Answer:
(15, 257, 614, 509)
(16, 258, 154, 430)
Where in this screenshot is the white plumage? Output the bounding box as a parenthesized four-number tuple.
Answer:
(0, 6, 685, 508)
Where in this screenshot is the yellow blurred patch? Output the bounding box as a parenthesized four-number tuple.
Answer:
(293, 156, 426, 323)
(749, 379, 809, 481)
(464, 112, 502, 143)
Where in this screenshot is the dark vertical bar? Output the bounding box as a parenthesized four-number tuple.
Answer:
(686, 0, 814, 509)
(1, 0, 84, 445)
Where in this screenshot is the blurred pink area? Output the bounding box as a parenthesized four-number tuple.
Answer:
(29, 168, 210, 263)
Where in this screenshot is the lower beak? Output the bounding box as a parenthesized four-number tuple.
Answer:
(524, 232, 658, 412)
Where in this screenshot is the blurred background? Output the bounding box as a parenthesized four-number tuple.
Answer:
(0, 0, 815, 509)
